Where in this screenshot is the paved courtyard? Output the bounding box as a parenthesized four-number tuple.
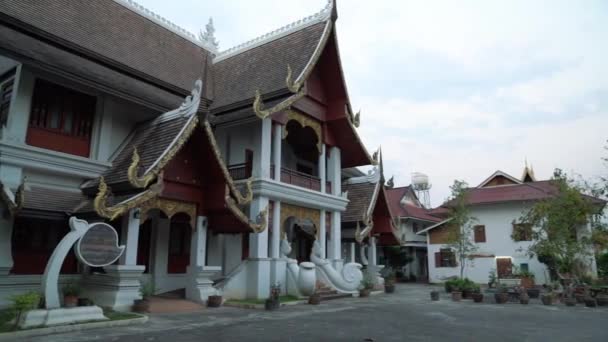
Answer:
(16, 284, 608, 342)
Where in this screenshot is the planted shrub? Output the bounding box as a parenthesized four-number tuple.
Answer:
(10, 292, 41, 329)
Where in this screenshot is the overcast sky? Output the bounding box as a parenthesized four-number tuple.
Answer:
(137, 0, 608, 206)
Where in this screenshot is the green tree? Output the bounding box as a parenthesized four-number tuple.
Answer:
(517, 169, 607, 279)
(445, 180, 479, 279)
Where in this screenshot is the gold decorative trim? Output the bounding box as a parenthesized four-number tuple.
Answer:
(202, 120, 253, 205)
(225, 195, 268, 233)
(371, 147, 380, 166)
(345, 105, 360, 128)
(93, 176, 162, 221)
(355, 214, 374, 243)
(253, 88, 306, 120)
(0, 178, 25, 217)
(127, 148, 156, 189)
(286, 64, 301, 93)
(282, 110, 323, 153)
(280, 203, 321, 239)
(139, 197, 197, 228)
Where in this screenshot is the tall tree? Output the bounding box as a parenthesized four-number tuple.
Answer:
(445, 180, 479, 279)
(516, 169, 607, 278)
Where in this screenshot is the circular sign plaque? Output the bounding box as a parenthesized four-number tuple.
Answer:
(75, 222, 124, 267)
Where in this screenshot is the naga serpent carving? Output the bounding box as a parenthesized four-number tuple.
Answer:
(310, 240, 363, 294)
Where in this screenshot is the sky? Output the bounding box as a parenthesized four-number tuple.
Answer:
(137, 0, 608, 206)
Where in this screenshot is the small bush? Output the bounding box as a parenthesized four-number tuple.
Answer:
(9, 292, 41, 330)
(62, 282, 81, 297)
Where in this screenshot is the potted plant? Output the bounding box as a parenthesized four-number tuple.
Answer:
(461, 279, 476, 299)
(430, 290, 440, 301)
(541, 292, 554, 305)
(451, 279, 464, 302)
(207, 295, 223, 308)
(518, 270, 535, 289)
(309, 293, 321, 305)
(359, 270, 375, 297)
(494, 285, 508, 304)
(471, 287, 484, 303)
(265, 283, 281, 310)
(584, 297, 597, 308)
(62, 282, 81, 308)
(518, 288, 529, 304)
(133, 281, 154, 313)
(381, 268, 396, 293)
(487, 269, 497, 289)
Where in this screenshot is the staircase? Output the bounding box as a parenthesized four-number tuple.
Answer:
(315, 285, 352, 302)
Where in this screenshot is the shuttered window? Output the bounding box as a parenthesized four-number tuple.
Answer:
(26, 79, 96, 157)
(474, 225, 486, 243)
(435, 249, 457, 268)
(0, 69, 15, 127)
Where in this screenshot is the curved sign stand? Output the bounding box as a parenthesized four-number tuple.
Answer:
(42, 217, 125, 308)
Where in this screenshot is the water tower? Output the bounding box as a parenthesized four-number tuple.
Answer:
(411, 172, 431, 209)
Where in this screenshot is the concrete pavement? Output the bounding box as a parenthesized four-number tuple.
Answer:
(14, 284, 608, 342)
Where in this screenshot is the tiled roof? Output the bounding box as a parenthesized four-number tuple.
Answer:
(22, 186, 88, 213)
(0, 0, 208, 92)
(386, 187, 442, 223)
(342, 182, 376, 223)
(211, 21, 328, 112)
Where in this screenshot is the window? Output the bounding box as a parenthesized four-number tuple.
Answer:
(512, 223, 532, 241)
(435, 248, 457, 268)
(26, 79, 96, 157)
(520, 263, 529, 272)
(0, 69, 15, 127)
(474, 225, 486, 243)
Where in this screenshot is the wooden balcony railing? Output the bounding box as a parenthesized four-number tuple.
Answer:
(228, 164, 332, 194)
(227, 163, 251, 181)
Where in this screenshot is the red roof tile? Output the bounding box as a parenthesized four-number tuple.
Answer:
(386, 187, 442, 222)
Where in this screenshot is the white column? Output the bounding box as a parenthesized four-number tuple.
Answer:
(327, 146, 341, 196)
(272, 123, 282, 181)
(253, 118, 272, 179)
(319, 209, 326, 257)
(370, 237, 378, 266)
(249, 196, 269, 258)
(318, 143, 326, 193)
(153, 216, 170, 293)
(119, 208, 141, 266)
(349, 242, 356, 263)
(328, 211, 341, 261)
(271, 201, 281, 258)
(0, 206, 14, 275)
(190, 216, 208, 267)
(248, 196, 271, 299)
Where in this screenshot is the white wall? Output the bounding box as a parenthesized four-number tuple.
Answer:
(215, 121, 258, 165)
(427, 202, 551, 284)
(400, 220, 427, 243)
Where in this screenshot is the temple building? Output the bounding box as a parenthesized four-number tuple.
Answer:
(0, 0, 379, 309)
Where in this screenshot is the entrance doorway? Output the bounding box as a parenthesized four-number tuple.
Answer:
(284, 217, 317, 263)
(496, 257, 513, 278)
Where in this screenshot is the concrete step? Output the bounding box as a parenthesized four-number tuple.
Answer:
(318, 293, 352, 301)
(148, 296, 205, 314)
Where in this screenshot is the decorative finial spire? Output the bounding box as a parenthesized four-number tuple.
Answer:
(199, 17, 219, 52)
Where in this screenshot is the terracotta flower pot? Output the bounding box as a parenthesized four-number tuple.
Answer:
(541, 294, 553, 306)
(384, 285, 395, 293)
(430, 291, 440, 301)
(584, 298, 597, 308)
(564, 298, 576, 307)
(64, 295, 78, 308)
(451, 291, 462, 302)
(133, 299, 150, 313)
(520, 294, 529, 305)
(308, 294, 321, 305)
(462, 289, 472, 299)
(359, 289, 371, 298)
(472, 293, 484, 303)
(520, 277, 535, 289)
(494, 293, 508, 304)
(207, 295, 222, 308)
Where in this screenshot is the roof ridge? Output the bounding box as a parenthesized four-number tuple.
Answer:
(214, 0, 333, 62)
(113, 0, 218, 53)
